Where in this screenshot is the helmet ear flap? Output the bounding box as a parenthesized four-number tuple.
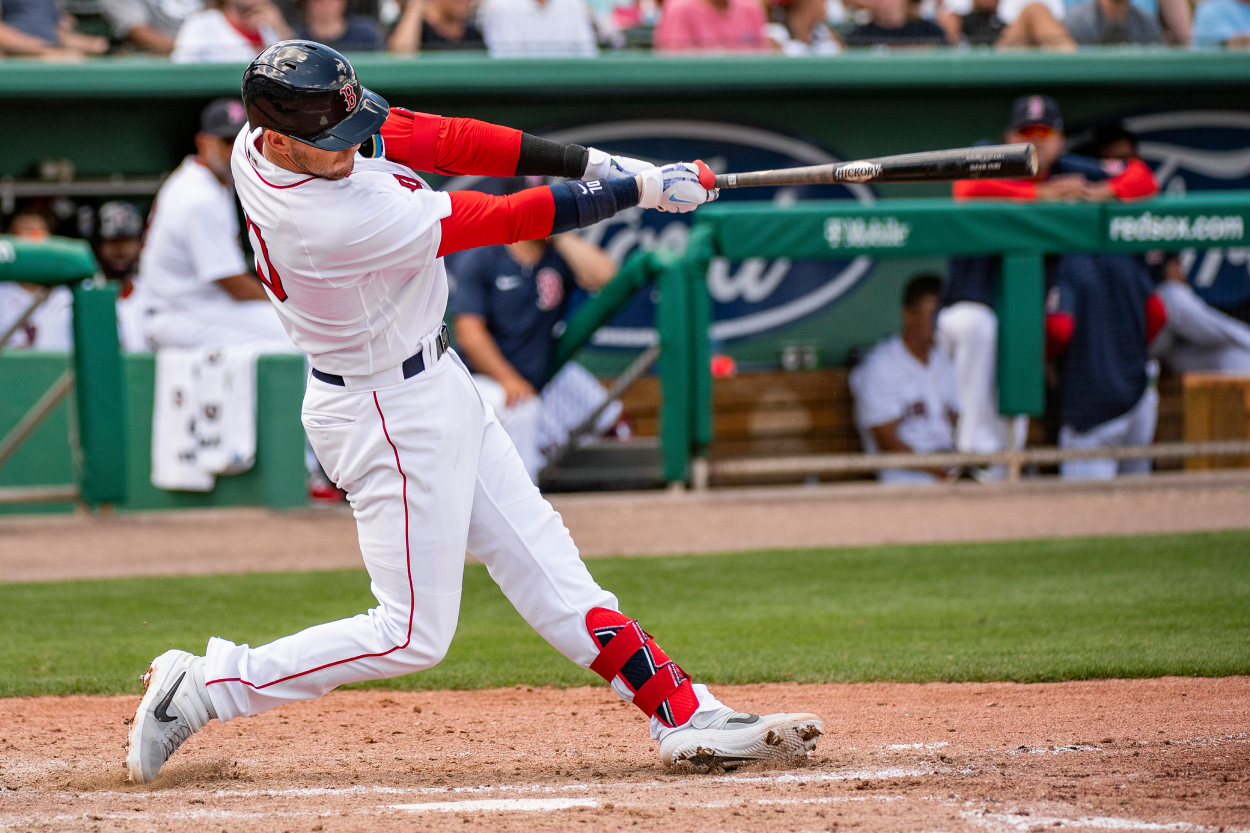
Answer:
(360, 133, 385, 160)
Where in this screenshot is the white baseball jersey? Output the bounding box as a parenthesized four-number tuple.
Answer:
(139, 156, 250, 314)
(230, 126, 453, 376)
(850, 334, 959, 455)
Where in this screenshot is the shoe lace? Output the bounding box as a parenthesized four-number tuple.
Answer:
(159, 720, 194, 758)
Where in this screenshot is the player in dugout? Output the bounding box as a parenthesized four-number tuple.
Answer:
(123, 41, 823, 785)
(938, 94, 1158, 476)
(450, 177, 623, 483)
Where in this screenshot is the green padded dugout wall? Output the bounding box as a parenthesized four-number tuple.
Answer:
(0, 353, 307, 514)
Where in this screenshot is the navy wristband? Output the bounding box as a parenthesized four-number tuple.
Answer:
(549, 177, 641, 235)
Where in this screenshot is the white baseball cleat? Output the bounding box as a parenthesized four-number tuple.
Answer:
(125, 650, 215, 784)
(659, 707, 824, 770)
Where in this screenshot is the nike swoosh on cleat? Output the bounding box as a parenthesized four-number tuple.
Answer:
(154, 672, 185, 723)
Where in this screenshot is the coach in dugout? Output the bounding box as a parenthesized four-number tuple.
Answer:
(449, 179, 619, 482)
(850, 274, 961, 485)
(139, 98, 297, 352)
(938, 94, 1157, 474)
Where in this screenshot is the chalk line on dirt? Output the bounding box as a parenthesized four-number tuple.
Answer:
(390, 798, 598, 813)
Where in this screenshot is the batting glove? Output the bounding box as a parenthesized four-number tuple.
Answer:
(583, 147, 655, 181)
(637, 162, 720, 213)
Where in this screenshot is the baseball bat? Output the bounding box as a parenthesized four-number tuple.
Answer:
(695, 143, 1037, 190)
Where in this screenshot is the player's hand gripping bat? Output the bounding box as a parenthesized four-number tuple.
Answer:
(694, 143, 1038, 190)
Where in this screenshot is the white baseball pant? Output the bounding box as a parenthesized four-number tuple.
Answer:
(203, 333, 721, 738)
(1058, 385, 1159, 480)
(936, 302, 1026, 455)
(1153, 281, 1250, 373)
(472, 374, 545, 481)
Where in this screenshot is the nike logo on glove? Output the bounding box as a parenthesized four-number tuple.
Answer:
(154, 672, 186, 723)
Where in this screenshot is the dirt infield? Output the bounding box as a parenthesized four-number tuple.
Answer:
(4, 471, 1250, 583)
(1, 678, 1246, 832)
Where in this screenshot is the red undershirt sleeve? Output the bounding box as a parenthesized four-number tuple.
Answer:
(1108, 159, 1159, 201)
(1145, 292, 1167, 344)
(438, 189, 556, 258)
(381, 108, 522, 177)
(953, 179, 1039, 200)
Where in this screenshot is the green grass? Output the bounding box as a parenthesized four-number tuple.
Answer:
(2, 530, 1248, 697)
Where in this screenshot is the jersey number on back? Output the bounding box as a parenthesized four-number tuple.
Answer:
(245, 216, 288, 302)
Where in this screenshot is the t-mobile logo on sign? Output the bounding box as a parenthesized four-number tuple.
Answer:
(824, 217, 911, 249)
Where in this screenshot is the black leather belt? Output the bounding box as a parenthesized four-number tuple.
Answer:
(311, 324, 449, 387)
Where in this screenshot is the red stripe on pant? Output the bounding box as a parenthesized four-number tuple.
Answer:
(206, 393, 415, 690)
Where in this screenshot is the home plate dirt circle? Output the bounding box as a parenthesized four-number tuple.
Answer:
(1, 678, 1246, 832)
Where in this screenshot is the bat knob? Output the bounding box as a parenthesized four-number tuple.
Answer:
(693, 159, 716, 190)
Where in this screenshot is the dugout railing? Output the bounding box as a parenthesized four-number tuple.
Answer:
(548, 192, 1250, 487)
(0, 234, 126, 506)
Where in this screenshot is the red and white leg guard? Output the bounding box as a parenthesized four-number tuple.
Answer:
(586, 608, 699, 728)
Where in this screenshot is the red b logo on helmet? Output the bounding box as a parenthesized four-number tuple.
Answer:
(340, 84, 357, 110)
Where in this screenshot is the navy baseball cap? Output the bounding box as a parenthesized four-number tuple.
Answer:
(1008, 95, 1063, 132)
(201, 98, 249, 139)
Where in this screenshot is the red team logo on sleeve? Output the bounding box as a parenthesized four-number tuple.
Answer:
(340, 84, 357, 110)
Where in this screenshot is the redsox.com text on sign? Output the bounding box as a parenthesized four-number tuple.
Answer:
(1109, 212, 1245, 243)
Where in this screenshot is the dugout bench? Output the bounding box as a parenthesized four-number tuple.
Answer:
(549, 192, 1250, 486)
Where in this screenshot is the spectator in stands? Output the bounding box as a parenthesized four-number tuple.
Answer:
(450, 186, 620, 481)
(94, 200, 151, 352)
(939, 95, 1157, 468)
(1047, 255, 1164, 480)
(1192, 0, 1250, 46)
(387, 0, 485, 51)
(850, 274, 960, 485)
(139, 99, 295, 351)
(478, 0, 598, 56)
(652, 0, 768, 51)
(171, 0, 291, 62)
(1064, 0, 1164, 42)
(0, 207, 73, 351)
(766, 0, 841, 53)
(100, 0, 202, 54)
(294, 0, 381, 49)
(843, 0, 949, 45)
(0, 0, 108, 58)
(937, 0, 1076, 48)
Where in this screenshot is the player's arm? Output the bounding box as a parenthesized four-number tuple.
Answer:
(869, 420, 950, 479)
(216, 273, 270, 301)
(453, 314, 537, 406)
(1084, 159, 1158, 202)
(551, 232, 618, 291)
(378, 107, 650, 181)
(437, 166, 715, 258)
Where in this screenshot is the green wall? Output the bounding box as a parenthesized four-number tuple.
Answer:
(0, 352, 307, 514)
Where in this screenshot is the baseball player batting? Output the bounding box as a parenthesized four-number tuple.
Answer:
(124, 40, 822, 784)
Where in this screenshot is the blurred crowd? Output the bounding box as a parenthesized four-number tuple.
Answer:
(1, 0, 1247, 60)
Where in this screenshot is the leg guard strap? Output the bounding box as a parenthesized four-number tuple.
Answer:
(586, 607, 698, 728)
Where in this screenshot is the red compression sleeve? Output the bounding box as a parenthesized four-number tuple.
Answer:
(953, 179, 1039, 200)
(438, 189, 555, 258)
(1109, 159, 1159, 201)
(1046, 312, 1075, 359)
(1146, 292, 1167, 344)
(380, 108, 522, 177)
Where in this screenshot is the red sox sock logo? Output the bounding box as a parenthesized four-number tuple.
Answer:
(340, 84, 357, 110)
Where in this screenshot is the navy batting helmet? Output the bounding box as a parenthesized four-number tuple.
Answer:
(241, 40, 388, 152)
